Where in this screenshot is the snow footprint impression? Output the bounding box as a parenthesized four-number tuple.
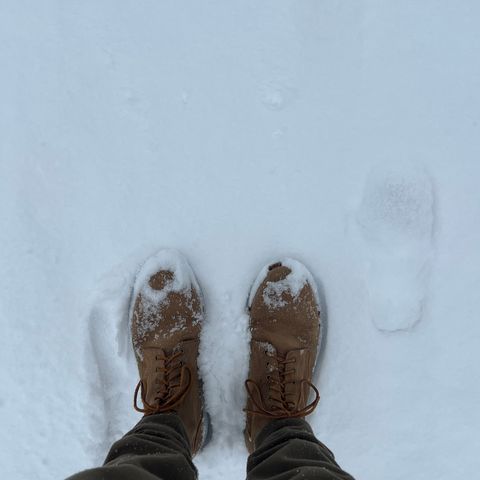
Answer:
(355, 165, 435, 332)
(85, 258, 141, 463)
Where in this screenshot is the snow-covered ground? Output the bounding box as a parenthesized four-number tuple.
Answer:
(1, 1, 480, 479)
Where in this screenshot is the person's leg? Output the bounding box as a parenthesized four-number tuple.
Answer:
(67, 413, 196, 480)
(246, 418, 354, 480)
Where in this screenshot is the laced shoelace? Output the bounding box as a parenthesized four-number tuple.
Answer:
(244, 352, 320, 418)
(134, 350, 191, 415)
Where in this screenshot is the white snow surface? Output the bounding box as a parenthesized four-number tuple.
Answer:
(1, 1, 480, 479)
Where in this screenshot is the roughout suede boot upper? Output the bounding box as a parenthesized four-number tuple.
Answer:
(244, 259, 321, 453)
(131, 250, 210, 455)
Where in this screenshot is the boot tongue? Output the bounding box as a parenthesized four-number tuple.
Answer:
(266, 348, 305, 414)
(260, 344, 292, 413)
(283, 350, 301, 410)
(142, 348, 167, 406)
(156, 348, 170, 400)
(276, 350, 295, 413)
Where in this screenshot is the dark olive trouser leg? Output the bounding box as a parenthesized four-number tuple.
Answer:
(247, 419, 355, 480)
(67, 413, 196, 480)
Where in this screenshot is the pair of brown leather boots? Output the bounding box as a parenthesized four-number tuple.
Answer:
(131, 250, 322, 455)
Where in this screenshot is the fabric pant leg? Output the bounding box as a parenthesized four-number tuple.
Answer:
(66, 413, 197, 480)
(247, 418, 355, 480)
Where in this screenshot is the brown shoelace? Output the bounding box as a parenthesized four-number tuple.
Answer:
(134, 350, 191, 415)
(245, 352, 320, 418)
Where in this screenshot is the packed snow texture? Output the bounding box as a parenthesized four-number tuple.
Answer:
(1, 1, 480, 480)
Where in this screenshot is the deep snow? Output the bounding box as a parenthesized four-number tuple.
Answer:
(1, 1, 480, 479)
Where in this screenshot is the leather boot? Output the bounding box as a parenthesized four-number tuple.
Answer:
(244, 259, 321, 453)
(131, 249, 210, 455)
